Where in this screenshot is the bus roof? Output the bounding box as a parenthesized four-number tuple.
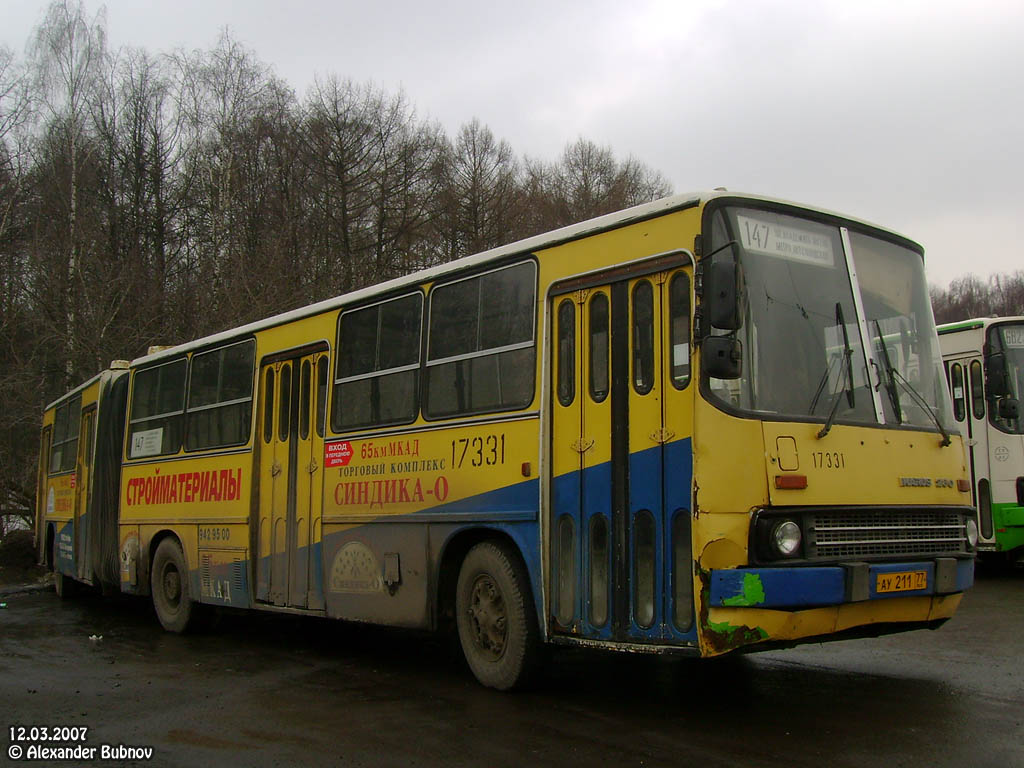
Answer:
(44, 367, 128, 412)
(128, 189, 920, 368)
(937, 316, 1024, 335)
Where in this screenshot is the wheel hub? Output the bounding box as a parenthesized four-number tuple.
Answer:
(163, 567, 181, 606)
(468, 575, 507, 660)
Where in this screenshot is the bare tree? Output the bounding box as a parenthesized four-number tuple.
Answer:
(930, 272, 1024, 324)
(29, 0, 107, 384)
(522, 137, 672, 233)
(0, 45, 32, 248)
(303, 77, 384, 294)
(434, 118, 522, 261)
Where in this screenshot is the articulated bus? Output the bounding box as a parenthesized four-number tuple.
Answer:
(37, 191, 977, 689)
(938, 317, 1024, 563)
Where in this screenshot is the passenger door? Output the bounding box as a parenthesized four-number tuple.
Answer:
(966, 357, 995, 542)
(257, 347, 329, 608)
(549, 259, 695, 642)
(74, 408, 95, 581)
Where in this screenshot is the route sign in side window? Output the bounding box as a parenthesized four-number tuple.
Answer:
(129, 359, 186, 458)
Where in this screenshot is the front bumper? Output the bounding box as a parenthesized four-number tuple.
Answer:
(709, 557, 974, 609)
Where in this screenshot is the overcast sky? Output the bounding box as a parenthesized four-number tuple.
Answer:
(3, 0, 1022, 288)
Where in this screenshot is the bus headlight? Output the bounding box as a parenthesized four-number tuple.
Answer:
(772, 520, 802, 557)
(965, 518, 979, 550)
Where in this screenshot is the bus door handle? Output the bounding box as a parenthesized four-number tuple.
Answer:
(649, 428, 675, 444)
(308, 458, 318, 474)
(271, 461, 282, 477)
(571, 438, 594, 454)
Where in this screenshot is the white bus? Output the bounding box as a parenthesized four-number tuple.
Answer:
(938, 317, 1024, 562)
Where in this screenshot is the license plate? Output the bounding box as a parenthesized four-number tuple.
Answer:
(876, 570, 927, 593)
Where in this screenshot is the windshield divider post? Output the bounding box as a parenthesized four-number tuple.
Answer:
(840, 226, 886, 424)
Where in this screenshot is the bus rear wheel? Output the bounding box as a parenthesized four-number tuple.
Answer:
(455, 541, 539, 690)
(52, 536, 77, 599)
(151, 538, 194, 633)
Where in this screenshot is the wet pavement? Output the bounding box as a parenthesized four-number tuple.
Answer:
(2, 569, 1022, 767)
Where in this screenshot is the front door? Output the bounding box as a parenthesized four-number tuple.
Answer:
(965, 357, 994, 541)
(257, 348, 328, 608)
(550, 261, 695, 642)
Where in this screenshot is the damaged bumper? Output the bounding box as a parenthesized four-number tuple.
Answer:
(709, 557, 974, 609)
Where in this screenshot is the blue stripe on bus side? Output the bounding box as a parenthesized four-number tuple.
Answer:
(412, 477, 541, 519)
(54, 519, 75, 576)
(663, 437, 697, 640)
(625, 438, 698, 641)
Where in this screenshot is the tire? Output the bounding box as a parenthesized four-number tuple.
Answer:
(53, 569, 78, 598)
(52, 536, 77, 599)
(151, 538, 195, 633)
(456, 541, 539, 690)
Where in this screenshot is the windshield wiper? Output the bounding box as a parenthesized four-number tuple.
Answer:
(873, 320, 903, 424)
(891, 368, 952, 447)
(817, 303, 856, 439)
(809, 354, 839, 415)
(872, 320, 952, 447)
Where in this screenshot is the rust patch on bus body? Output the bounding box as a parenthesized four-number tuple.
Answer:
(697, 538, 769, 655)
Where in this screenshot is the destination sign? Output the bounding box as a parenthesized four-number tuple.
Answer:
(737, 214, 836, 268)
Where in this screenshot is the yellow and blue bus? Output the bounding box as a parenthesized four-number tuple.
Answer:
(938, 317, 1024, 564)
(37, 191, 976, 689)
(37, 365, 129, 597)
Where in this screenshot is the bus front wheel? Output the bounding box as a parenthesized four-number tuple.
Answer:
(151, 539, 194, 633)
(455, 541, 539, 690)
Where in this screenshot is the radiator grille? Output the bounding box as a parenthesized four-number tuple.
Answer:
(808, 510, 968, 558)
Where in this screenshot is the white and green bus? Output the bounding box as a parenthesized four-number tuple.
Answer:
(939, 317, 1024, 563)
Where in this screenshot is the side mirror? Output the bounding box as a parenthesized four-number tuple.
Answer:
(985, 352, 1011, 398)
(702, 336, 742, 380)
(998, 397, 1020, 421)
(706, 261, 745, 331)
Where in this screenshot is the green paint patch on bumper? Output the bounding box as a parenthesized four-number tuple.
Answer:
(721, 572, 766, 607)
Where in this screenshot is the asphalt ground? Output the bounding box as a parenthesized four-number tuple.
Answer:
(1, 565, 1022, 767)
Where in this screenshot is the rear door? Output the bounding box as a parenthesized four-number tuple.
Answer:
(74, 407, 96, 580)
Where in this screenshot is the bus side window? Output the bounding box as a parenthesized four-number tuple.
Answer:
(299, 360, 311, 441)
(316, 357, 328, 438)
(48, 396, 82, 473)
(335, 293, 421, 430)
(425, 262, 536, 419)
(669, 272, 691, 389)
(130, 360, 186, 458)
(186, 340, 255, 451)
(279, 363, 292, 442)
(589, 293, 609, 402)
(49, 400, 69, 473)
(951, 363, 966, 422)
(632, 281, 654, 395)
(556, 299, 575, 407)
(970, 360, 985, 419)
(263, 367, 275, 443)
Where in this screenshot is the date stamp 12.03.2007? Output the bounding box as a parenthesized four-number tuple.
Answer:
(7, 726, 154, 762)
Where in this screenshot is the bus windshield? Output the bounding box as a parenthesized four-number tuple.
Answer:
(987, 323, 1024, 434)
(706, 206, 955, 435)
